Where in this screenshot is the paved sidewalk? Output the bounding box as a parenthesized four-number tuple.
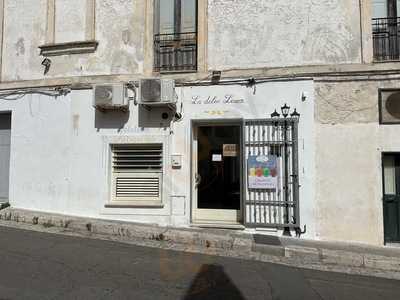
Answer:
(0, 207, 399, 280)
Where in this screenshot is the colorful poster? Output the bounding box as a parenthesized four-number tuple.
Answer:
(248, 155, 278, 190)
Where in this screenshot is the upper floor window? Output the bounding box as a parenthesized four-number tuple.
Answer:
(39, 0, 98, 57)
(372, 0, 400, 61)
(154, 0, 198, 73)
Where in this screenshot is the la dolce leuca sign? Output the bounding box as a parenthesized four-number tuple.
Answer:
(191, 94, 245, 105)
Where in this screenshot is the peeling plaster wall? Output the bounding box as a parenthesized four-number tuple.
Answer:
(2, 0, 47, 81)
(2, 0, 145, 81)
(208, 0, 362, 70)
(314, 80, 400, 245)
(2, 0, 364, 81)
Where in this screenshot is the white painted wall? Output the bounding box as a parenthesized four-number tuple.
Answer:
(0, 80, 317, 238)
(314, 80, 400, 245)
(2, 78, 394, 246)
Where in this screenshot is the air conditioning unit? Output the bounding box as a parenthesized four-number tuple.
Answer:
(138, 79, 176, 106)
(93, 84, 129, 111)
(380, 89, 400, 123)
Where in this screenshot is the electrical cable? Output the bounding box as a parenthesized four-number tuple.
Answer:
(0, 87, 71, 101)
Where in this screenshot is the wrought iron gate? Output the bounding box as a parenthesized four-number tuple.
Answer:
(243, 118, 300, 228)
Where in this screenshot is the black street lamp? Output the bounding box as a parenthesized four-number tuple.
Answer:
(270, 109, 280, 118)
(281, 103, 290, 118)
(271, 105, 300, 237)
(290, 108, 300, 120)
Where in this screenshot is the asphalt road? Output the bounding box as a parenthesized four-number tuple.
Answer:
(0, 227, 399, 300)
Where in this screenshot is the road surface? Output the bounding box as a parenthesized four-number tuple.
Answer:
(0, 226, 399, 299)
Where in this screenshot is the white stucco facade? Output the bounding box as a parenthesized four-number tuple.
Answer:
(0, 80, 318, 236)
(0, 0, 399, 247)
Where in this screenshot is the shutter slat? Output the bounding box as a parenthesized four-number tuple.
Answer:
(115, 175, 160, 198)
(113, 154, 160, 158)
(112, 144, 163, 172)
(114, 161, 162, 163)
(112, 144, 163, 200)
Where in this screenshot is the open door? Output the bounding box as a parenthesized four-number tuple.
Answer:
(0, 113, 11, 204)
(192, 123, 242, 224)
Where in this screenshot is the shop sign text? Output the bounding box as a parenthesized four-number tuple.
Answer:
(191, 94, 245, 105)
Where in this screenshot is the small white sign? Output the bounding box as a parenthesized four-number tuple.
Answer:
(212, 154, 223, 162)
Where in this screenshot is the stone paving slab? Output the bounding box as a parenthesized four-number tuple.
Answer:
(0, 207, 399, 280)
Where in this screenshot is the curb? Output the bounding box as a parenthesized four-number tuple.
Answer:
(0, 207, 399, 279)
(0, 208, 253, 252)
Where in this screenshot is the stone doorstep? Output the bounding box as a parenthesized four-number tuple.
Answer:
(0, 207, 400, 274)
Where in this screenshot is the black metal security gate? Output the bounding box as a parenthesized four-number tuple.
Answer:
(243, 118, 300, 228)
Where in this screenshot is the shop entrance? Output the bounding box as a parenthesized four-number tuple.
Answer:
(192, 123, 242, 224)
(382, 153, 400, 243)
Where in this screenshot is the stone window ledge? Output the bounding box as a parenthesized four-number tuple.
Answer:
(39, 40, 99, 57)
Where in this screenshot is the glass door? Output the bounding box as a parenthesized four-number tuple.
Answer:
(192, 124, 242, 224)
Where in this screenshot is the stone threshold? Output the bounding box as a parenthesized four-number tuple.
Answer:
(0, 207, 399, 280)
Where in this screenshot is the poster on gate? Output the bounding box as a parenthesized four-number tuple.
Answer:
(247, 155, 278, 190)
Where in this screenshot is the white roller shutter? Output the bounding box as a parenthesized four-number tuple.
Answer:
(111, 144, 163, 204)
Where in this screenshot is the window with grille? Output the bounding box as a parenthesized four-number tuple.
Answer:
(372, 0, 400, 61)
(110, 144, 163, 205)
(154, 0, 198, 73)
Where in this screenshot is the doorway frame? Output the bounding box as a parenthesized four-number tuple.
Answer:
(0, 111, 12, 204)
(190, 119, 244, 225)
(381, 151, 400, 244)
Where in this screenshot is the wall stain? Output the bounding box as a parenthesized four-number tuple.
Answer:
(15, 38, 25, 56)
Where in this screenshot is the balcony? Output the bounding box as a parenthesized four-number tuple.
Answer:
(373, 17, 400, 61)
(154, 32, 197, 73)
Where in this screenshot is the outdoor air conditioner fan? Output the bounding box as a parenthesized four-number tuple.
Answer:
(140, 79, 162, 103)
(138, 79, 176, 106)
(380, 90, 400, 123)
(93, 84, 128, 111)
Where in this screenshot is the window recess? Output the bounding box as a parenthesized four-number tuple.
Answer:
(110, 144, 163, 207)
(154, 0, 198, 73)
(372, 0, 400, 61)
(39, 0, 97, 57)
(379, 89, 400, 124)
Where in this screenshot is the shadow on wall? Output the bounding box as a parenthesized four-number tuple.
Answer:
(94, 110, 130, 130)
(183, 264, 245, 300)
(138, 105, 174, 128)
(94, 106, 175, 130)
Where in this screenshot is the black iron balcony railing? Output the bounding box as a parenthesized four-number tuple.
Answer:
(373, 17, 400, 61)
(154, 32, 197, 73)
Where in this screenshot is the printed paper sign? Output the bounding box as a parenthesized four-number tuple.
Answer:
(212, 154, 223, 162)
(223, 144, 238, 157)
(248, 155, 278, 190)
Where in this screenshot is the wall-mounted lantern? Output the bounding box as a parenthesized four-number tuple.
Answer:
(290, 108, 300, 120)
